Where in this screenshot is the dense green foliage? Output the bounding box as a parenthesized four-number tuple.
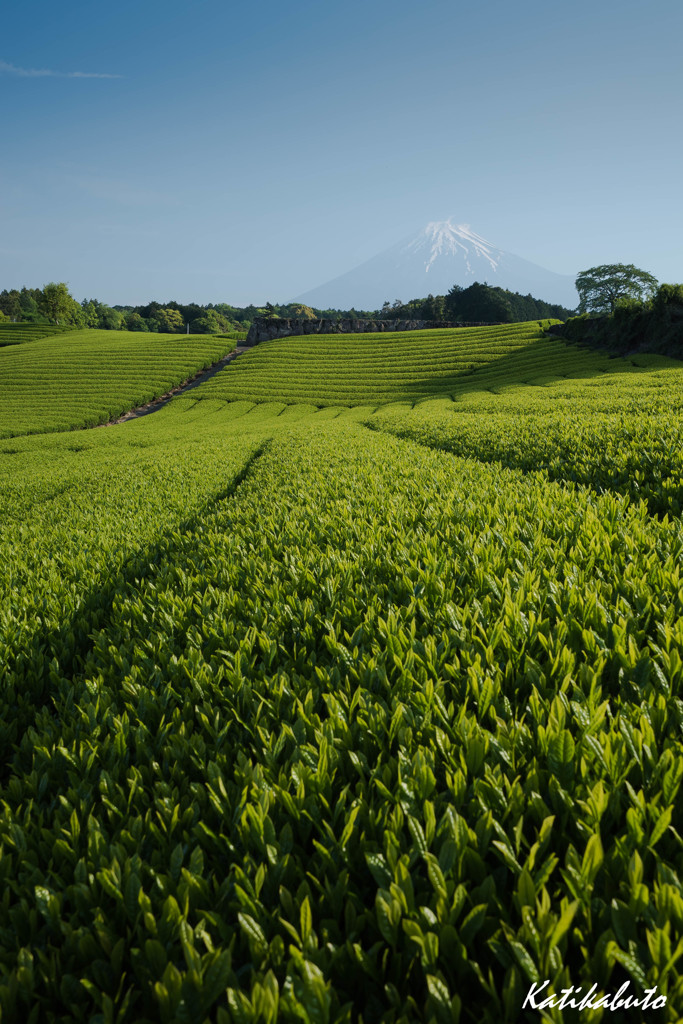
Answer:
(3, 324, 683, 1021)
(575, 265, 659, 315)
(0, 330, 235, 437)
(39, 283, 83, 326)
(0, 286, 250, 335)
(444, 283, 574, 323)
(561, 283, 683, 358)
(0, 285, 329, 335)
(376, 284, 574, 323)
(1, 280, 573, 336)
(0, 286, 47, 324)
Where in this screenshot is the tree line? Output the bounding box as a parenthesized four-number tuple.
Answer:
(2, 267, 668, 333)
(0, 281, 578, 332)
(376, 283, 574, 323)
(0, 284, 251, 333)
(563, 267, 683, 357)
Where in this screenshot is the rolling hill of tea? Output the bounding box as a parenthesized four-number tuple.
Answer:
(2, 322, 683, 1022)
(0, 329, 236, 438)
(0, 322, 76, 346)
(192, 320, 645, 407)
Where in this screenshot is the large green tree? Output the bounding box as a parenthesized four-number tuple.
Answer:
(124, 311, 150, 332)
(153, 308, 185, 333)
(0, 289, 21, 320)
(38, 282, 80, 324)
(190, 309, 232, 334)
(98, 306, 124, 330)
(80, 299, 100, 328)
(575, 264, 658, 314)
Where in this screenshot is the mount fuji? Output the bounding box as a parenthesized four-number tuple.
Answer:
(295, 220, 577, 310)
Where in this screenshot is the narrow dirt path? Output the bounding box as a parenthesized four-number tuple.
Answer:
(100, 346, 250, 426)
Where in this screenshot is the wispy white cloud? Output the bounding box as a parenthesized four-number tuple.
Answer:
(0, 60, 121, 79)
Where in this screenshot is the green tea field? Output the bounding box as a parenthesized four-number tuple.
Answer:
(0, 324, 77, 347)
(0, 329, 236, 438)
(2, 322, 683, 1022)
(193, 321, 622, 406)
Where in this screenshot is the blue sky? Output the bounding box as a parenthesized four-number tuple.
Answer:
(1, 0, 681, 305)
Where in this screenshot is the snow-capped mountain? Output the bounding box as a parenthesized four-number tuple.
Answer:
(295, 220, 577, 310)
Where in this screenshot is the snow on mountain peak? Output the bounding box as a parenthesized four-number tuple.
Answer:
(404, 219, 503, 275)
(295, 218, 577, 309)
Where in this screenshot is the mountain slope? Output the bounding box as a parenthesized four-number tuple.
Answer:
(296, 220, 577, 310)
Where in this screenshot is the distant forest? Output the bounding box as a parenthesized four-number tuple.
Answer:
(0, 281, 575, 333)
